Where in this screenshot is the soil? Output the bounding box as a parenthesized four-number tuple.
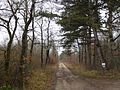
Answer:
(55, 63, 120, 90)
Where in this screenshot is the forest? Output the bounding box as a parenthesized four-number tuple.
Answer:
(0, 0, 120, 90)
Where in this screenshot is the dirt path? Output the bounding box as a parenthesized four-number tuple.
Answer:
(55, 63, 120, 90)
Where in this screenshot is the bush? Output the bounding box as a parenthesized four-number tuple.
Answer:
(0, 85, 13, 90)
(81, 70, 99, 78)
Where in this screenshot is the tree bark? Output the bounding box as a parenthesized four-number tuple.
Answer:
(93, 29, 107, 69)
(77, 39, 81, 63)
(5, 15, 18, 85)
(87, 27, 92, 65)
(107, 1, 114, 69)
(45, 18, 51, 65)
(29, 5, 35, 63)
(19, 0, 35, 88)
(40, 18, 44, 67)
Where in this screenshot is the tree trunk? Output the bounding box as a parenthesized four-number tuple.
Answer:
(5, 16, 18, 85)
(81, 45, 84, 63)
(93, 29, 107, 69)
(87, 28, 91, 65)
(84, 29, 87, 64)
(29, 6, 35, 63)
(5, 41, 12, 85)
(92, 0, 107, 69)
(19, 29, 28, 88)
(40, 18, 44, 67)
(77, 39, 81, 63)
(19, 0, 35, 88)
(45, 18, 50, 65)
(93, 43, 97, 68)
(108, 1, 114, 69)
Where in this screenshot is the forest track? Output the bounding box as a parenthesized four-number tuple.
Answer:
(55, 63, 120, 90)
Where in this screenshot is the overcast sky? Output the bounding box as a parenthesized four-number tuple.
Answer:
(0, 0, 63, 44)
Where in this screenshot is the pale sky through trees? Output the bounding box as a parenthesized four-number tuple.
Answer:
(0, 0, 118, 54)
(0, 1, 120, 89)
(0, 0, 63, 46)
(0, 0, 64, 55)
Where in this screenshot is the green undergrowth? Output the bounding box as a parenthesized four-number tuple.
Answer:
(0, 85, 19, 90)
(26, 64, 57, 90)
(66, 63, 120, 80)
(0, 85, 13, 90)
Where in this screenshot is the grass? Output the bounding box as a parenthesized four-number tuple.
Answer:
(66, 63, 120, 80)
(0, 85, 13, 90)
(26, 64, 57, 90)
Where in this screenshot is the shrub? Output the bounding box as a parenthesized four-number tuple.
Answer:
(0, 85, 13, 90)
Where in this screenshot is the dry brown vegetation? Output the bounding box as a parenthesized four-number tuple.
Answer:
(26, 64, 57, 90)
(0, 43, 58, 89)
(65, 63, 120, 80)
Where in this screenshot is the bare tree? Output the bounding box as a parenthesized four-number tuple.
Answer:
(0, 0, 20, 85)
(19, 0, 35, 88)
(36, 17, 44, 67)
(45, 18, 51, 65)
(29, 0, 36, 62)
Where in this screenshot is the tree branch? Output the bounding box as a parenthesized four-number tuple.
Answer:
(113, 33, 120, 41)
